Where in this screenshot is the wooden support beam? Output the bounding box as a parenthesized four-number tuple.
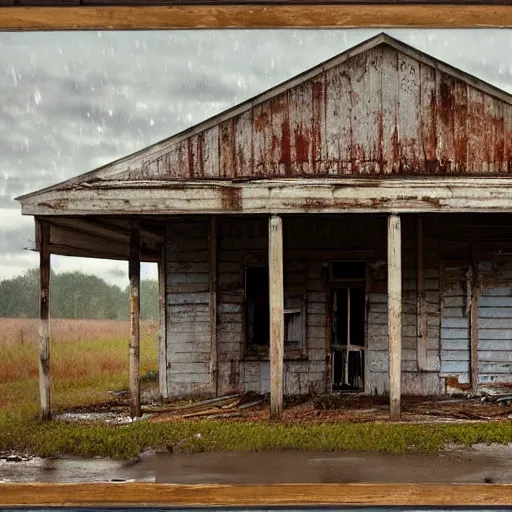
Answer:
(269, 215, 284, 419)
(470, 247, 480, 394)
(158, 242, 168, 401)
(416, 217, 427, 371)
(388, 214, 402, 420)
(209, 216, 218, 397)
(129, 218, 141, 418)
(38, 218, 51, 422)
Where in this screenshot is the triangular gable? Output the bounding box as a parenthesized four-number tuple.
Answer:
(17, 32, 512, 202)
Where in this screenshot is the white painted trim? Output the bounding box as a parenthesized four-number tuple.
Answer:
(19, 177, 512, 216)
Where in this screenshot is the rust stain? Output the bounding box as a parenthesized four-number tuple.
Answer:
(187, 139, 195, 178)
(312, 78, 324, 174)
(439, 76, 454, 125)
(377, 110, 383, 173)
(254, 110, 270, 132)
(294, 129, 309, 166)
(220, 187, 242, 211)
(198, 133, 205, 178)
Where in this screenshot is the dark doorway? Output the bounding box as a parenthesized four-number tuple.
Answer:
(331, 286, 366, 391)
(245, 266, 269, 350)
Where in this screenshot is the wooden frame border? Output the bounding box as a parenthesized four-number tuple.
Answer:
(1, 482, 512, 506)
(0, 4, 512, 30)
(3, 1, 512, 508)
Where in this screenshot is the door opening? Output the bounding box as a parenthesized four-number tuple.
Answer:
(330, 261, 366, 392)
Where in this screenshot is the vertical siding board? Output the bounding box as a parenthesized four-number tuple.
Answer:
(220, 118, 236, 178)
(436, 72, 456, 173)
(270, 92, 290, 177)
(381, 46, 399, 174)
(289, 80, 313, 175)
(349, 51, 368, 174)
(325, 62, 352, 175)
(484, 96, 496, 174)
(467, 87, 485, 174)
(398, 53, 421, 173)
(453, 81, 469, 173)
(365, 47, 383, 174)
(506, 104, 512, 173)
(253, 102, 272, 177)
(311, 73, 327, 176)
(235, 109, 253, 177)
(203, 126, 219, 178)
(495, 100, 505, 173)
(420, 63, 437, 174)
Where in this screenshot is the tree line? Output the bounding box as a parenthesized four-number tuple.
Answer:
(0, 268, 158, 321)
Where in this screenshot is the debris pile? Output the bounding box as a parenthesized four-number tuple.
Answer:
(148, 392, 266, 421)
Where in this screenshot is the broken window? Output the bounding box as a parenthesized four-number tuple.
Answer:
(245, 267, 305, 353)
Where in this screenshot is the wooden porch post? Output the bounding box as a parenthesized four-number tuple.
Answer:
(416, 217, 428, 371)
(209, 216, 219, 397)
(388, 214, 402, 420)
(129, 218, 141, 418)
(269, 215, 284, 419)
(38, 218, 51, 422)
(158, 241, 168, 401)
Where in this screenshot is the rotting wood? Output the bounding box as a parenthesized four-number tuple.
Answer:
(129, 218, 141, 419)
(209, 216, 218, 396)
(38, 218, 51, 422)
(1, 5, 512, 31)
(158, 242, 168, 400)
(470, 247, 480, 394)
(170, 394, 242, 412)
(269, 215, 284, 419)
(3, 483, 512, 507)
(417, 217, 428, 371)
(21, 178, 512, 217)
(388, 214, 402, 420)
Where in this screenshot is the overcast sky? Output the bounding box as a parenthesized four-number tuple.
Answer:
(1, 29, 511, 288)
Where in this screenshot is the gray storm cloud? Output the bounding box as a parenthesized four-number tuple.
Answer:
(1, 29, 511, 285)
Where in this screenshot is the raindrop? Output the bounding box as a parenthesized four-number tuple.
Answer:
(150, 119, 154, 127)
(33, 89, 42, 106)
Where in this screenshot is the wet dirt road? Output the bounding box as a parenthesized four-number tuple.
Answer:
(2, 445, 512, 484)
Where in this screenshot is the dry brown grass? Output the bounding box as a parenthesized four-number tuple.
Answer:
(0, 318, 158, 416)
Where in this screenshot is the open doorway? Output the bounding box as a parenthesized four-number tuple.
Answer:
(330, 262, 366, 392)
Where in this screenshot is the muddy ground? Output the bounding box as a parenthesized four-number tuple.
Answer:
(2, 445, 512, 484)
(61, 391, 512, 425)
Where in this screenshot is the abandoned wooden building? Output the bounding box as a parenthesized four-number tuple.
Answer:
(16, 33, 512, 421)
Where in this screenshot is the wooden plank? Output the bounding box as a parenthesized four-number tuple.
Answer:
(25, 177, 512, 217)
(388, 214, 402, 420)
(38, 218, 51, 422)
(129, 218, 141, 419)
(269, 215, 284, 419)
(2, 5, 512, 30)
(209, 216, 218, 396)
(3, 482, 512, 507)
(158, 242, 168, 400)
(416, 216, 427, 370)
(470, 254, 479, 394)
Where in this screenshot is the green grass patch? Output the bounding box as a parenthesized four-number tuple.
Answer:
(2, 416, 512, 460)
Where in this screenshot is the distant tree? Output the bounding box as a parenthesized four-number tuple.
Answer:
(0, 268, 158, 320)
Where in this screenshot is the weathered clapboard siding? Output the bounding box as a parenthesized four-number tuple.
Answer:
(166, 220, 212, 396)
(366, 216, 442, 395)
(477, 262, 512, 386)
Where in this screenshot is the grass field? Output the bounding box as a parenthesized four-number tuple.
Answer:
(0, 318, 158, 418)
(2, 318, 512, 460)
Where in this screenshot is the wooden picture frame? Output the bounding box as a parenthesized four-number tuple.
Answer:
(1, 1, 512, 508)
(1, 482, 512, 507)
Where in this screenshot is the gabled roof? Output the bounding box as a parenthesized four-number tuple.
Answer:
(16, 31, 512, 203)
